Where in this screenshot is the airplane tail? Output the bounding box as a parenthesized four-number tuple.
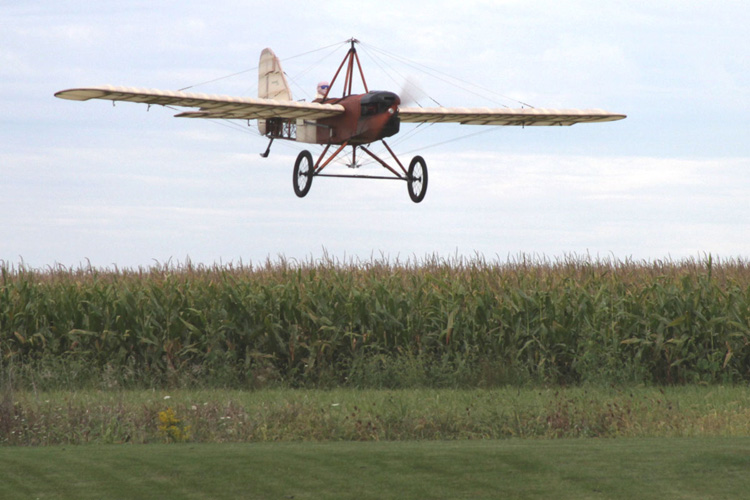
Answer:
(258, 48, 292, 135)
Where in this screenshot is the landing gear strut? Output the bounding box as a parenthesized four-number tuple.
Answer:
(291, 143, 429, 203)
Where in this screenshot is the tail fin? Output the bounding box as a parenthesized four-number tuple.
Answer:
(258, 48, 292, 135)
(258, 48, 292, 100)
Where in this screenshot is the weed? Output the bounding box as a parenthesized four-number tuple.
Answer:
(157, 407, 191, 443)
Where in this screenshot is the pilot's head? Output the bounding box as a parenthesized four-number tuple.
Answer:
(316, 81, 330, 97)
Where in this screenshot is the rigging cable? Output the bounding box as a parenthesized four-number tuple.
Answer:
(177, 40, 350, 93)
(360, 41, 535, 109)
(281, 42, 345, 102)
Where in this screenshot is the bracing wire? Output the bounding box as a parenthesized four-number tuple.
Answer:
(359, 41, 535, 109)
(282, 43, 345, 101)
(356, 46, 408, 95)
(356, 44, 436, 108)
(165, 105, 259, 136)
(355, 40, 520, 163)
(400, 126, 504, 156)
(177, 69, 257, 92)
(279, 40, 351, 64)
(177, 40, 350, 93)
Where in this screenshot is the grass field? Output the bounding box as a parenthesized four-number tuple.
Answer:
(3, 386, 750, 445)
(2, 438, 750, 499)
(3, 257, 750, 497)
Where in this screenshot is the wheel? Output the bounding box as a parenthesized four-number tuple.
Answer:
(407, 155, 428, 203)
(293, 150, 313, 198)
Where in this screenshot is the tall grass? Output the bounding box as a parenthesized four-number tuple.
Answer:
(1, 255, 749, 389)
(4, 387, 750, 445)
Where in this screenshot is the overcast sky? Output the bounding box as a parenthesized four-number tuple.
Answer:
(2, 1, 748, 269)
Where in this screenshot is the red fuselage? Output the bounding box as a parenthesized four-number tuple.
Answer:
(314, 90, 401, 145)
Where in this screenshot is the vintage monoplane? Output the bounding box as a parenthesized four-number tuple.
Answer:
(55, 39, 625, 203)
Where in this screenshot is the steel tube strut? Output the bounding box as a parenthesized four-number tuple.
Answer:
(315, 173, 405, 181)
(322, 54, 349, 100)
(322, 39, 366, 99)
(380, 140, 408, 176)
(345, 52, 354, 96)
(314, 142, 350, 174)
(314, 144, 331, 169)
(360, 144, 405, 179)
(353, 50, 368, 93)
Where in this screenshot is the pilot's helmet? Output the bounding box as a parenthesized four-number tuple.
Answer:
(316, 81, 330, 96)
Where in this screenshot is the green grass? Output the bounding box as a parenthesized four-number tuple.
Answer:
(4, 387, 750, 445)
(1, 438, 749, 499)
(3, 256, 750, 497)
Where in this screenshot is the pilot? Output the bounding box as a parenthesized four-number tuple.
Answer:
(316, 81, 330, 100)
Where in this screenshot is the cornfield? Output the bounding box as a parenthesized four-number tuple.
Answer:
(1, 255, 749, 388)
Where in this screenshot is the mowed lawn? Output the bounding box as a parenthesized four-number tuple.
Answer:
(2, 438, 749, 499)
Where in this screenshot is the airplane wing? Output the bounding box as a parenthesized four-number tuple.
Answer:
(398, 106, 626, 126)
(54, 85, 346, 120)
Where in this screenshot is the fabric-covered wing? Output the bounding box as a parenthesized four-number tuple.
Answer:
(54, 85, 345, 120)
(399, 106, 626, 126)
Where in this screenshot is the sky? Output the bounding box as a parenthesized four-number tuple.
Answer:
(2, 0, 749, 269)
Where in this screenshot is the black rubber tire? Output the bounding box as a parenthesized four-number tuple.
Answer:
(293, 150, 314, 198)
(407, 155, 428, 203)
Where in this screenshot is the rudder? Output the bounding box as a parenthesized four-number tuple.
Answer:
(258, 48, 291, 135)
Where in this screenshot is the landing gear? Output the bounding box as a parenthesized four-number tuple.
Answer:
(291, 144, 428, 203)
(293, 150, 313, 198)
(407, 156, 428, 203)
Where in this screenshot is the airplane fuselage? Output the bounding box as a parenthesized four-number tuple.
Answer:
(297, 90, 401, 145)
